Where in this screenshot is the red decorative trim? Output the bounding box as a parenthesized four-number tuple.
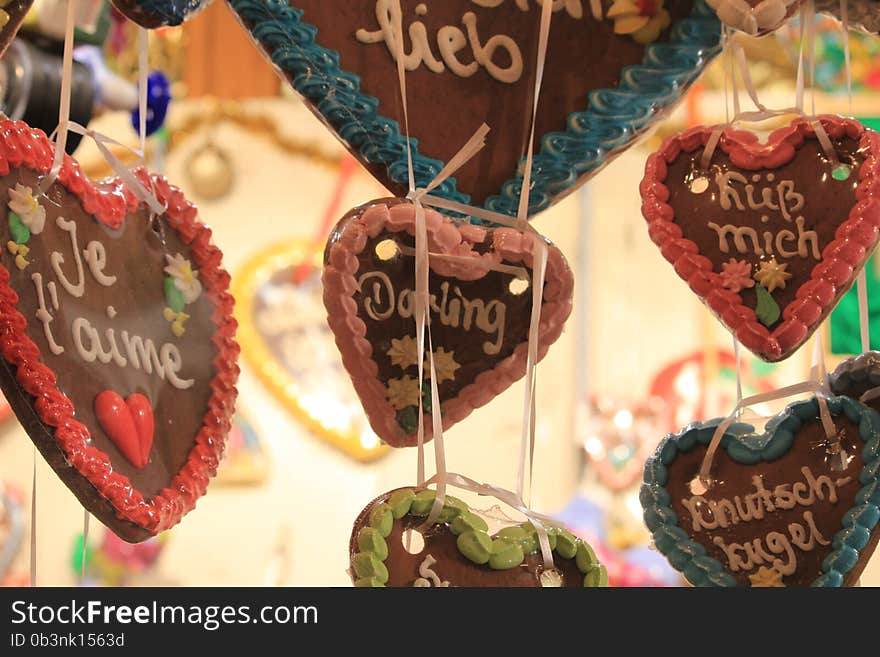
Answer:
(0, 120, 239, 535)
(640, 115, 880, 361)
(323, 200, 574, 448)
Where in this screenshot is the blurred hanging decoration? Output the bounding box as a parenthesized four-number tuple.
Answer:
(777, 14, 880, 91)
(0, 0, 33, 58)
(706, 0, 803, 35)
(73, 530, 169, 586)
(648, 350, 777, 432)
(581, 396, 667, 493)
(130, 69, 171, 136)
(215, 412, 270, 486)
(111, 0, 212, 28)
(816, 0, 880, 34)
(0, 483, 25, 586)
(234, 239, 387, 462)
(185, 139, 234, 200)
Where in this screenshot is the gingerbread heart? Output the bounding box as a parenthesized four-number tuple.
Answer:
(641, 115, 880, 362)
(0, 1, 32, 59)
(322, 198, 573, 447)
(641, 396, 880, 586)
(111, 0, 210, 28)
(349, 487, 607, 587)
(830, 350, 880, 411)
(0, 120, 239, 542)
(227, 0, 720, 216)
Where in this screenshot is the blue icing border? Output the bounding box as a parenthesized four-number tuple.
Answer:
(640, 396, 880, 587)
(227, 0, 721, 220)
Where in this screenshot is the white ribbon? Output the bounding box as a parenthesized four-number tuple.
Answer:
(391, 0, 557, 570)
(81, 511, 90, 580)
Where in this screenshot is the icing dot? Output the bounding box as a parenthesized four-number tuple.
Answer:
(689, 176, 709, 194)
(689, 476, 710, 495)
(106, 306, 117, 318)
(751, 175, 761, 182)
(508, 276, 529, 296)
(416, 3, 427, 15)
(766, 173, 775, 182)
(832, 164, 852, 181)
(375, 238, 399, 261)
(540, 569, 563, 587)
(761, 215, 769, 223)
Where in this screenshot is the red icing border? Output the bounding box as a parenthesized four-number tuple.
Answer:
(0, 120, 239, 536)
(322, 200, 574, 448)
(640, 115, 880, 361)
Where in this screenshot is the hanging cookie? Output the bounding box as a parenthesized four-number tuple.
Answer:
(641, 115, 880, 362)
(111, 0, 211, 28)
(349, 487, 607, 587)
(0, 120, 238, 542)
(641, 396, 880, 586)
(322, 199, 574, 447)
(228, 0, 722, 217)
(830, 350, 880, 410)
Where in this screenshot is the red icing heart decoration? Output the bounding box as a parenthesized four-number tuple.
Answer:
(640, 115, 880, 362)
(0, 120, 239, 542)
(323, 199, 574, 447)
(95, 391, 155, 469)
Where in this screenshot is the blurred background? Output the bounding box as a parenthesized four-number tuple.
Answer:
(0, 1, 878, 587)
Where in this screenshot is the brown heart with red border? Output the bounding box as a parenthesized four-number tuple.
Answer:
(322, 198, 573, 448)
(0, 119, 239, 542)
(640, 115, 880, 362)
(349, 487, 607, 587)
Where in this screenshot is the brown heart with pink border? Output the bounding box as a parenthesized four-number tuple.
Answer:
(0, 119, 239, 542)
(640, 115, 880, 362)
(322, 199, 573, 448)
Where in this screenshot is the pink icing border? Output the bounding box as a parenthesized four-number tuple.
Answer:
(322, 201, 574, 448)
(640, 115, 880, 362)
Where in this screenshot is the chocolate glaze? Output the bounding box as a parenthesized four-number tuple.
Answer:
(262, 0, 693, 204)
(350, 488, 584, 587)
(665, 417, 871, 587)
(665, 137, 866, 327)
(0, 170, 217, 541)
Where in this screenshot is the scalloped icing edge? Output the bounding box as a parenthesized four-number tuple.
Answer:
(0, 119, 240, 537)
(349, 486, 606, 587)
(640, 114, 880, 362)
(227, 0, 721, 218)
(322, 199, 574, 447)
(640, 396, 880, 587)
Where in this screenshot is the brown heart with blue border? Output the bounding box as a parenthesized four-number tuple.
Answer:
(227, 0, 720, 216)
(641, 396, 880, 586)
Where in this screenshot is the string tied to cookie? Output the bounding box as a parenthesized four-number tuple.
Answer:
(695, 333, 844, 492)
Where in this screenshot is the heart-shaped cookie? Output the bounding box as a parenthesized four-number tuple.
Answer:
(349, 487, 607, 587)
(322, 198, 574, 447)
(227, 0, 720, 216)
(641, 115, 880, 362)
(641, 396, 880, 586)
(0, 1, 32, 59)
(111, 0, 210, 28)
(0, 119, 239, 542)
(235, 240, 386, 461)
(830, 350, 880, 410)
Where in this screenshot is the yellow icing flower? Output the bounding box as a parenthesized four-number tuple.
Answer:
(164, 253, 202, 303)
(427, 347, 460, 384)
(748, 566, 785, 587)
(607, 0, 672, 44)
(8, 183, 46, 234)
(387, 335, 419, 370)
(163, 307, 190, 337)
(7, 241, 29, 270)
(754, 257, 792, 293)
(386, 376, 421, 410)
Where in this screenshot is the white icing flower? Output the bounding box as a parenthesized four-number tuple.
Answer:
(8, 183, 46, 234)
(164, 253, 203, 304)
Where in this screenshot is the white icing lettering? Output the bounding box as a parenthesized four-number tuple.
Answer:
(50, 216, 85, 298)
(30, 273, 64, 355)
(83, 241, 117, 287)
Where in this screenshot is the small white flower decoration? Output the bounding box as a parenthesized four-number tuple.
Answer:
(8, 183, 46, 234)
(164, 253, 202, 304)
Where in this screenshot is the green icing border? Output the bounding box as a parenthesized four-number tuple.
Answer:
(351, 488, 608, 588)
